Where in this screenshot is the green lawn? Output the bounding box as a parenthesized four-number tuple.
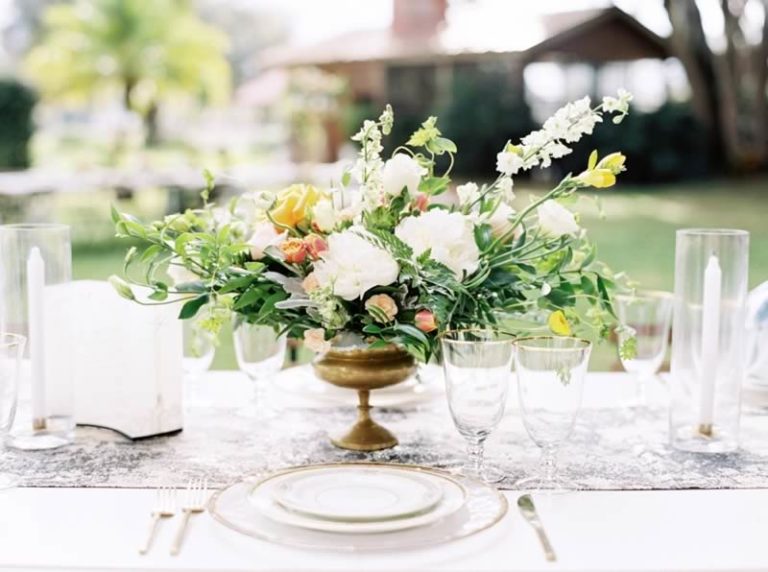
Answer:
(55, 176, 768, 370)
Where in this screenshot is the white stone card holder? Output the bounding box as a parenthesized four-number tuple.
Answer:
(43, 280, 183, 439)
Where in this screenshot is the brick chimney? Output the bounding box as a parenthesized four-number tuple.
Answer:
(392, 0, 447, 39)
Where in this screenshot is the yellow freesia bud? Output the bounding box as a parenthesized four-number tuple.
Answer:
(269, 184, 325, 230)
(548, 310, 572, 336)
(577, 168, 616, 189)
(596, 152, 626, 175)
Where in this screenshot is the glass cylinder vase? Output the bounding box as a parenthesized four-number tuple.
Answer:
(670, 229, 749, 453)
(0, 223, 74, 449)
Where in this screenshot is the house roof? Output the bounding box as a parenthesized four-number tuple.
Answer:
(259, 7, 669, 69)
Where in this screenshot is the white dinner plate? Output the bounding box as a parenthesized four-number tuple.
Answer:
(249, 466, 467, 534)
(272, 466, 444, 522)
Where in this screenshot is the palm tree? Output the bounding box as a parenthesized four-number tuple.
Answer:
(24, 0, 231, 145)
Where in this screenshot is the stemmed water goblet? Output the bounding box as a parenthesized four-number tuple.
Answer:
(514, 336, 591, 492)
(614, 291, 673, 408)
(441, 329, 513, 483)
(0, 333, 25, 489)
(232, 319, 287, 417)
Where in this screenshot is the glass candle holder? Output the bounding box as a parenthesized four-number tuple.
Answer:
(0, 224, 74, 449)
(670, 229, 749, 453)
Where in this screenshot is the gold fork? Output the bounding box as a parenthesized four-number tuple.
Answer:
(138, 486, 176, 554)
(170, 479, 208, 556)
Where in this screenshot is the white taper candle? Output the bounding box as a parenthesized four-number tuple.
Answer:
(699, 253, 721, 436)
(27, 247, 46, 430)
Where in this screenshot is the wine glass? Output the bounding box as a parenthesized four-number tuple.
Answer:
(514, 336, 591, 491)
(441, 329, 513, 483)
(232, 320, 287, 416)
(0, 333, 25, 489)
(182, 317, 215, 380)
(614, 291, 673, 407)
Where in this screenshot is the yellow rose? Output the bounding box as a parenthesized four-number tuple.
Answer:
(548, 310, 572, 336)
(269, 184, 325, 230)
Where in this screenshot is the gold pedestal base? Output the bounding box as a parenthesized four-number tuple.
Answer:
(331, 389, 398, 451)
(312, 344, 416, 452)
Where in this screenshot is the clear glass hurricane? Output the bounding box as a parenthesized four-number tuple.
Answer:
(514, 336, 591, 492)
(615, 290, 673, 407)
(441, 329, 513, 484)
(233, 320, 287, 416)
(0, 333, 25, 489)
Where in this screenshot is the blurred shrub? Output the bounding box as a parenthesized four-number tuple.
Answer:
(0, 79, 36, 170)
(553, 103, 712, 183)
(439, 68, 536, 177)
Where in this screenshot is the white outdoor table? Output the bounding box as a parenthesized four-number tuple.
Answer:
(1, 371, 766, 572)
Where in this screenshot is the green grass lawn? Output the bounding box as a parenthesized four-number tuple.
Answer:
(59, 176, 768, 370)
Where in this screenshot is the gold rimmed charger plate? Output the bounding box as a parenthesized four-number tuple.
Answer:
(208, 462, 509, 552)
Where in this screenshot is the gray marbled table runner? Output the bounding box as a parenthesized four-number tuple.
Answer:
(4, 371, 768, 490)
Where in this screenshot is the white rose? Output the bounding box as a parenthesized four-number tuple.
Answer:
(314, 228, 399, 301)
(382, 154, 426, 197)
(395, 210, 480, 279)
(537, 200, 580, 237)
(486, 202, 516, 238)
(247, 221, 286, 260)
(312, 199, 337, 232)
(456, 182, 480, 207)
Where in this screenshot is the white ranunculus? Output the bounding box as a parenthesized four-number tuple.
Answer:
(395, 210, 480, 279)
(247, 221, 286, 260)
(313, 228, 399, 301)
(537, 200, 580, 237)
(312, 199, 337, 232)
(456, 182, 480, 207)
(381, 154, 426, 197)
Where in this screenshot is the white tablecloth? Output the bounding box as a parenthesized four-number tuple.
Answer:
(1, 372, 767, 572)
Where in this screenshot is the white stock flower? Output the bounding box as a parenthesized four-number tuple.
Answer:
(382, 153, 426, 197)
(313, 228, 399, 301)
(456, 182, 480, 207)
(498, 177, 515, 203)
(537, 200, 580, 237)
(496, 150, 525, 176)
(396, 210, 480, 279)
(247, 221, 286, 259)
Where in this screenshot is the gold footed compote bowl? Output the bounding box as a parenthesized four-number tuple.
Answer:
(312, 344, 416, 451)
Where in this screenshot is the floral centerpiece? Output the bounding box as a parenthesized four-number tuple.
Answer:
(110, 91, 633, 448)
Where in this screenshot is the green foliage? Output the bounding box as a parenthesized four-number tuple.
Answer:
(0, 80, 36, 169)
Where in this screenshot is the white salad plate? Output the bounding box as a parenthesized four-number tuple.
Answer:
(249, 465, 467, 534)
(211, 463, 508, 551)
(271, 465, 444, 522)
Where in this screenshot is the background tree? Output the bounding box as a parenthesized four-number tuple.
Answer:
(23, 0, 231, 145)
(664, 0, 768, 171)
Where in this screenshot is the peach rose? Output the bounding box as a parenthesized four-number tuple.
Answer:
(415, 309, 437, 333)
(304, 234, 328, 260)
(302, 273, 320, 294)
(365, 293, 398, 323)
(280, 238, 307, 264)
(304, 328, 331, 353)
